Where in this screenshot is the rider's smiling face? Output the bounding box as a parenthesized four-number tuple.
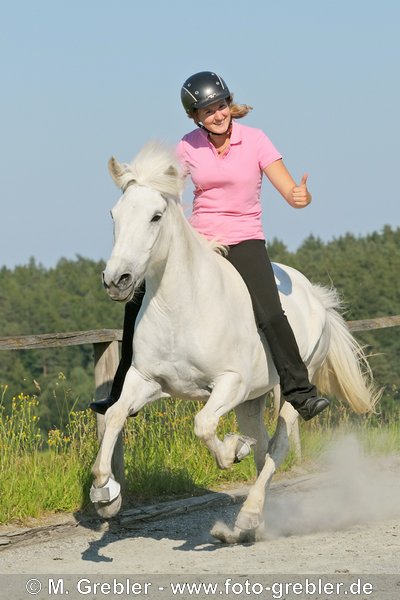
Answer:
(196, 100, 231, 134)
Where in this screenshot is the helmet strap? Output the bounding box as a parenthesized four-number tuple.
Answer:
(197, 118, 233, 137)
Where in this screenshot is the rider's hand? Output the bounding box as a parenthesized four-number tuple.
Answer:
(290, 174, 312, 208)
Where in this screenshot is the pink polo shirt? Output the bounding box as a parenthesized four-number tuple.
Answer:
(176, 120, 282, 245)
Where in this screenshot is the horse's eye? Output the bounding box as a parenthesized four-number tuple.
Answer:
(151, 213, 162, 223)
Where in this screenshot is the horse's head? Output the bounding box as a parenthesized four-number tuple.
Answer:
(103, 143, 184, 302)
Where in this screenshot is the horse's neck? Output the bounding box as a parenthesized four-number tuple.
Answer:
(146, 202, 216, 307)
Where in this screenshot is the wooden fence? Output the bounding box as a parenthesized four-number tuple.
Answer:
(1, 315, 400, 485)
(0, 328, 125, 484)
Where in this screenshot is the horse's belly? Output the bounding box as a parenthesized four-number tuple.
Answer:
(163, 382, 210, 401)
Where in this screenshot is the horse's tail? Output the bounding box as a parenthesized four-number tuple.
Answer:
(311, 285, 381, 414)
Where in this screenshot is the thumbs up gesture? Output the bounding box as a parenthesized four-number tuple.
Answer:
(291, 174, 312, 208)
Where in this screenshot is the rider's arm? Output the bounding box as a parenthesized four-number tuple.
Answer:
(263, 159, 312, 209)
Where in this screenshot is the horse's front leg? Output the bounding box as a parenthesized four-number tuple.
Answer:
(91, 366, 162, 518)
(194, 372, 255, 470)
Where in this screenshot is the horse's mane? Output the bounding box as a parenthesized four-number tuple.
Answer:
(123, 141, 185, 200)
(112, 141, 227, 256)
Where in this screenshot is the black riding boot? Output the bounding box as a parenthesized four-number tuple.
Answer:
(90, 285, 145, 415)
(257, 310, 329, 421)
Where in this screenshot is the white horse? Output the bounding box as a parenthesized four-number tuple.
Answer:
(90, 142, 379, 543)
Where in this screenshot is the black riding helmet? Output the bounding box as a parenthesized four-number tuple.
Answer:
(181, 71, 231, 115)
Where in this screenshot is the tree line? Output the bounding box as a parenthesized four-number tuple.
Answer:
(0, 225, 399, 429)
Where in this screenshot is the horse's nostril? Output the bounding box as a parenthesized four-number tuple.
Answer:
(102, 272, 109, 289)
(118, 273, 132, 290)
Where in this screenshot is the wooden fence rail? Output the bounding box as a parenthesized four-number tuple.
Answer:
(1, 315, 399, 487)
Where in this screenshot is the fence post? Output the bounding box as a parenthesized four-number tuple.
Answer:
(93, 340, 125, 487)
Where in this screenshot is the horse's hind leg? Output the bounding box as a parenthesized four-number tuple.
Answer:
(212, 401, 299, 543)
(273, 385, 301, 459)
(237, 401, 298, 529)
(235, 395, 269, 475)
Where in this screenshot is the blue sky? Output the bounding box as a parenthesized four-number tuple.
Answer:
(1, 0, 399, 269)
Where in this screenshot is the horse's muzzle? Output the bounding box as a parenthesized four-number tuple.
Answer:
(102, 271, 134, 301)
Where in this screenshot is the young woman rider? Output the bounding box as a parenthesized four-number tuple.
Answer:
(90, 71, 329, 421)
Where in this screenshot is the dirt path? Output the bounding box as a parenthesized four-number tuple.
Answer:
(1, 443, 399, 598)
(1, 488, 399, 575)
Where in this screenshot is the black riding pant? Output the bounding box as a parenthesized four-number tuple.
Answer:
(110, 239, 316, 407)
(225, 240, 316, 406)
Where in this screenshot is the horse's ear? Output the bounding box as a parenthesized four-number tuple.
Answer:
(108, 156, 126, 186)
(165, 165, 178, 178)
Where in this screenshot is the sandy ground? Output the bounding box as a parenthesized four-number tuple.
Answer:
(1, 496, 399, 575)
(0, 438, 399, 598)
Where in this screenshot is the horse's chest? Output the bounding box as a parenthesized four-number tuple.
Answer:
(136, 347, 210, 399)
(159, 359, 210, 396)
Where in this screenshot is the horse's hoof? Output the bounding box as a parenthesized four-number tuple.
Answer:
(235, 509, 261, 531)
(90, 477, 121, 504)
(94, 493, 122, 519)
(234, 435, 257, 462)
(210, 521, 256, 545)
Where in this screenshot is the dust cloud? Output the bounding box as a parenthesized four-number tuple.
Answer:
(263, 434, 400, 539)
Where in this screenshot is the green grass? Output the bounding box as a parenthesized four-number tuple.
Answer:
(123, 400, 258, 501)
(298, 405, 400, 462)
(0, 383, 399, 525)
(0, 387, 98, 523)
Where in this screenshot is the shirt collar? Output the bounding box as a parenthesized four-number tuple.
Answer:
(229, 120, 242, 145)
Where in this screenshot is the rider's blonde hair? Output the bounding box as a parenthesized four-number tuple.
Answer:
(228, 95, 253, 119)
(189, 94, 253, 121)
